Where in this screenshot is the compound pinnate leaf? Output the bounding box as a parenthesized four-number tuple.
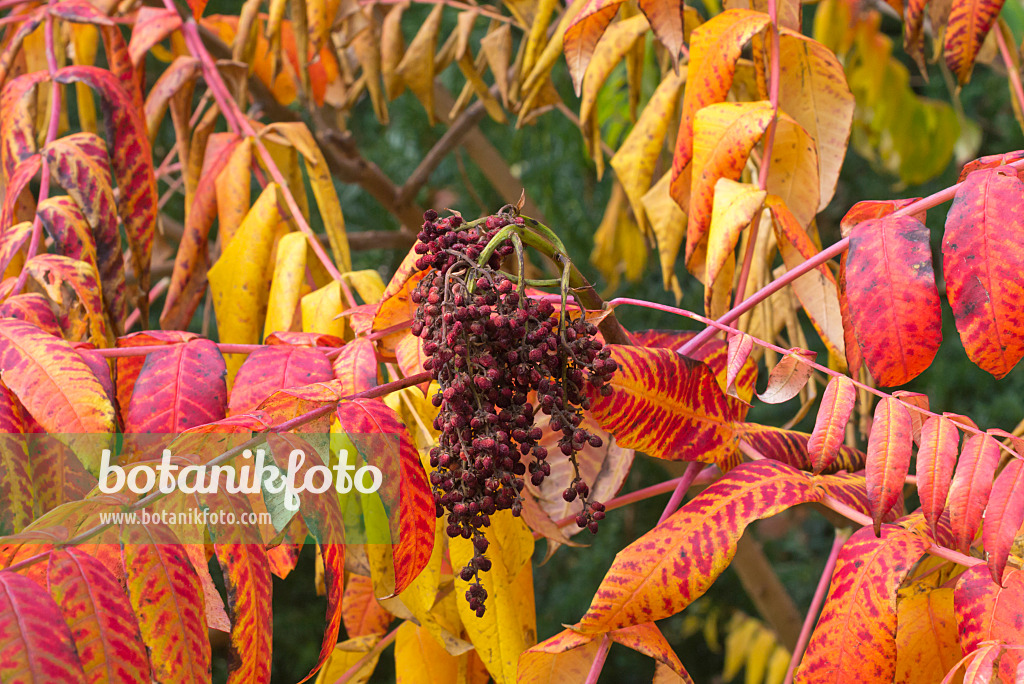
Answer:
(982, 458, 1024, 585)
(578, 460, 818, 632)
(758, 349, 816, 404)
(947, 433, 1000, 552)
(917, 416, 961, 539)
(45, 548, 149, 683)
(944, 0, 1007, 84)
(808, 376, 856, 473)
(228, 344, 333, 416)
(865, 397, 913, 535)
(124, 339, 228, 434)
(942, 168, 1024, 379)
(122, 525, 211, 683)
(562, 0, 625, 95)
(845, 215, 942, 386)
(954, 566, 1024, 679)
(0, 319, 115, 439)
(0, 570, 86, 683)
(335, 399, 433, 596)
(54, 66, 157, 315)
(796, 525, 929, 683)
(589, 345, 749, 463)
(732, 424, 866, 474)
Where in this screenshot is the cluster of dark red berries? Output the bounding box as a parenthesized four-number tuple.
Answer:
(410, 208, 617, 616)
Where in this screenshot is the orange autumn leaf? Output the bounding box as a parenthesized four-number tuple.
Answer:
(807, 376, 856, 474)
(865, 397, 913, 535)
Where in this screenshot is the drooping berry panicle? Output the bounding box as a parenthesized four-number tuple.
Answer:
(410, 206, 617, 616)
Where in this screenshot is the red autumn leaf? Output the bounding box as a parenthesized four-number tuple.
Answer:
(228, 346, 334, 415)
(0, 294, 61, 337)
(944, 0, 1007, 84)
(54, 66, 157, 316)
(839, 198, 925, 238)
(948, 433, 1001, 552)
(121, 524, 211, 683)
(23, 254, 110, 348)
(796, 525, 930, 682)
(814, 471, 905, 523)
(301, 543, 345, 683)
(73, 343, 116, 413)
(589, 345, 749, 463)
(342, 574, 393, 637)
(127, 8, 182, 67)
(917, 415, 962, 539)
(124, 338, 227, 434)
(0, 382, 33, 533)
(844, 215, 942, 386)
(0, 153, 39, 232)
(757, 349, 816, 404)
(44, 548, 150, 683)
(335, 399, 433, 596)
(630, 329, 759, 402)
(725, 332, 753, 399)
(957, 151, 1024, 182)
(214, 544, 273, 683)
(114, 330, 198, 414)
(892, 390, 929, 444)
(942, 168, 1024, 378)
(954, 565, 1024, 679)
(865, 397, 914, 535)
(265, 331, 344, 347)
(732, 423, 867, 474)
(577, 460, 818, 631)
(982, 458, 1024, 584)
(48, 0, 115, 25)
(331, 336, 379, 396)
(0, 70, 48, 175)
(0, 570, 87, 682)
(837, 252, 862, 377)
(36, 195, 101, 277)
(808, 376, 857, 473)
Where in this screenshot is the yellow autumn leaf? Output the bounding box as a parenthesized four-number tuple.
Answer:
(394, 621, 460, 683)
(209, 182, 290, 383)
(314, 634, 382, 684)
(579, 15, 650, 126)
(69, 24, 99, 134)
(342, 269, 386, 305)
(265, 232, 310, 338)
(450, 510, 536, 684)
(395, 4, 444, 124)
(610, 68, 686, 237)
(480, 24, 512, 108)
(764, 114, 819, 229)
(301, 281, 348, 339)
(215, 136, 253, 247)
(704, 178, 766, 314)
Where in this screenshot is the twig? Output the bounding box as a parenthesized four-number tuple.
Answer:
(996, 26, 1024, 117)
(584, 635, 612, 684)
(657, 461, 705, 524)
(782, 528, 850, 684)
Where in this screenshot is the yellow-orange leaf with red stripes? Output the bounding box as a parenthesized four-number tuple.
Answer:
(954, 565, 1024, 680)
(795, 525, 929, 683)
(589, 345, 749, 463)
(577, 460, 818, 632)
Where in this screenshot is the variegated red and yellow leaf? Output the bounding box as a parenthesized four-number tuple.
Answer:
(123, 339, 228, 435)
(733, 424, 867, 474)
(589, 345, 749, 463)
(815, 471, 905, 523)
(114, 331, 198, 415)
(37, 195, 99, 278)
(796, 525, 930, 682)
(630, 329, 759, 403)
(121, 524, 210, 683)
(228, 345, 334, 416)
(896, 585, 963, 684)
(982, 458, 1024, 585)
(917, 416, 962, 539)
(394, 332, 429, 394)
(577, 460, 818, 631)
(127, 7, 182, 67)
(0, 570, 86, 683)
(332, 337, 379, 397)
(944, 0, 1006, 84)
(23, 254, 110, 347)
(335, 399, 433, 596)
(942, 168, 1024, 379)
(954, 565, 1024, 680)
(44, 548, 149, 683)
(808, 376, 856, 473)
(143, 56, 200, 140)
(215, 544, 272, 684)
(672, 9, 770, 186)
(636, 0, 692, 68)
(54, 66, 157, 316)
(844, 215, 942, 386)
(947, 433, 1000, 552)
(0, 319, 115, 443)
(865, 397, 913, 535)
(342, 574, 393, 637)
(0, 71, 48, 176)
(0, 295, 60, 337)
(372, 247, 426, 359)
